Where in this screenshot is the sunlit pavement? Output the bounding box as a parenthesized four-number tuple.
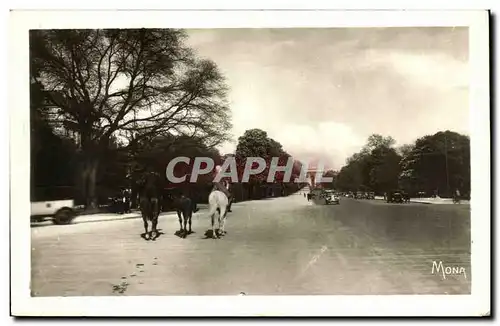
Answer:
(31, 193, 470, 296)
(373, 196, 470, 205)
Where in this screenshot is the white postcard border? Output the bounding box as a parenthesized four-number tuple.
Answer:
(9, 9, 490, 316)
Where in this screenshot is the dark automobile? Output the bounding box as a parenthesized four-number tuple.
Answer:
(386, 191, 403, 203)
(323, 190, 340, 205)
(401, 191, 410, 203)
(108, 195, 130, 214)
(355, 191, 366, 199)
(367, 192, 375, 199)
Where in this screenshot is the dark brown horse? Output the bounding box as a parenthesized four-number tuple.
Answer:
(138, 171, 163, 240)
(172, 194, 197, 238)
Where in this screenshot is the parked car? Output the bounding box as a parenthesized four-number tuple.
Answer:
(367, 192, 375, 199)
(31, 186, 78, 225)
(31, 199, 76, 225)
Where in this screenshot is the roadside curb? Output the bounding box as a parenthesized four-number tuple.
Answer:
(373, 197, 448, 205)
(72, 209, 209, 225)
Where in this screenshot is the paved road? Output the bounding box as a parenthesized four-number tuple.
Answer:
(31, 193, 471, 296)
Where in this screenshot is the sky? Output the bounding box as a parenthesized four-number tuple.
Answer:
(185, 27, 469, 171)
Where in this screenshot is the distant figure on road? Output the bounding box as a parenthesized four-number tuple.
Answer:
(122, 188, 131, 213)
(453, 189, 461, 204)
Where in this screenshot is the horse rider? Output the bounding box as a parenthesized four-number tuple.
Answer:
(213, 165, 233, 212)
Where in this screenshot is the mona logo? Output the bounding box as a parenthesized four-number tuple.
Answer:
(432, 261, 467, 280)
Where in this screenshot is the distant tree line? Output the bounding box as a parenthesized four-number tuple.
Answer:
(326, 132, 470, 198)
(128, 128, 305, 205)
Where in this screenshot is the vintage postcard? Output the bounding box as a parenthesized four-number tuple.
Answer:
(9, 10, 490, 316)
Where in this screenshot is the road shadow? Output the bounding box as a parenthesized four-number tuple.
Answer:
(202, 229, 227, 239)
(140, 229, 165, 241)
(174, 230, 195, 239)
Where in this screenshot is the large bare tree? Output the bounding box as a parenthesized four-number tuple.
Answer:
(30, 29, 232, 207)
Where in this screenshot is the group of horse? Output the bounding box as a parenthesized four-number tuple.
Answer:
(137, 171, 230, 241)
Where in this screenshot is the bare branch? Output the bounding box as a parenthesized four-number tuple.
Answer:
(31, 29, 232, 157)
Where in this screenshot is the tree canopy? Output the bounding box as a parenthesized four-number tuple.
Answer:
(233, 128, 301, 183)
(30, 29, 232, 206)
(399, 131, 470, 196)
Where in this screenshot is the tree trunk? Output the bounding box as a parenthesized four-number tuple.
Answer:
(81, 157, 99, 209)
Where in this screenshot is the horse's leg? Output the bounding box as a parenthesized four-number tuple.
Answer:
(152, 200, 159, 239)
(143, 218, 150, 240)
(182, 210, 188, 238)
(219, 205, 227, 236)
(150, 216, 157, 240)
(211, 211, 217, 239)
(177, 211, 183, 233)
(149, 200, 157, 239)
(188, 211, 192, 234)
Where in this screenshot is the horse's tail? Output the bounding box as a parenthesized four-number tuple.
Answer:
(140, 196, 160, 221)
(150, 197, 160, 219)
(140, 197, 151, 220)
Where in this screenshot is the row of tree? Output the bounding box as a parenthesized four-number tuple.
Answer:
(30, 29, 306, 208)
(30, 29, 232, 207)
(327, 132, 470, 198)
(125, 128, 305, 204)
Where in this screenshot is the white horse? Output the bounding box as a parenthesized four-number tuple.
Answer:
(207, 190, 229, 239)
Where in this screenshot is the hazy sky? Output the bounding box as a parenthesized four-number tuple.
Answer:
(186, 28, 469, 170)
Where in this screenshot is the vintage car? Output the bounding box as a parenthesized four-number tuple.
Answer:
(31, 199, 77, 225)
(355, 191, 367, 199)
(309, 188, 340, 205)
(323, 190, 340, 205)
(367, 192, 375, 199)
(31, 186, 77, 225)
(386, 191, 404, 203)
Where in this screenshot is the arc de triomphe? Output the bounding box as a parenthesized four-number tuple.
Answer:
(306, 168, 324, 189)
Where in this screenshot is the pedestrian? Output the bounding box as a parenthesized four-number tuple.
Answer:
(454, 189, 461, 203)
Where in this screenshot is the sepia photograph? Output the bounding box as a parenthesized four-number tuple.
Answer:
(10, 9, 490, 316)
